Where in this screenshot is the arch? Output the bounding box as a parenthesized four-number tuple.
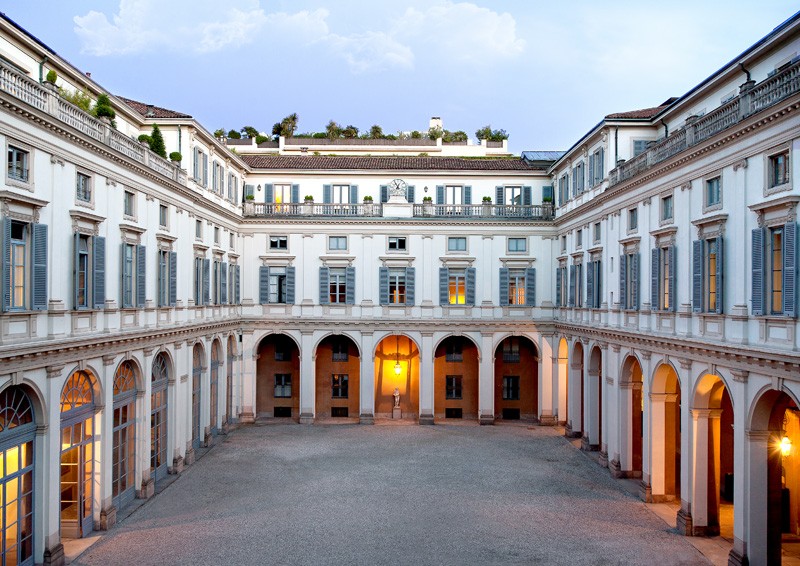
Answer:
(191, 343, 204, 449)
(651, 360, 681, 394)
(649, 361, 681, 502)
(0, 381, 47, 429)
(313, 331, 363, 359)
(372, 332, 421, 361)
(226, 335, 237, 425)
(618, 354, 644, 478)
(374, 334, 420, 419)
(112, 360, 138, 510)
(494, 335, 539, 422)
(584, 345, 603, 451)
(256, 333, 301, 419)
(315, 334, 360, 419)
(253, 330, 301, 359)
(491, 332, 540, 359)
(434, 335, 479, 421)
(432, 333, 481, 363)
(150, 352, 170, 489)
(557, 337, 569, 426)
(567, 340, 585, 439)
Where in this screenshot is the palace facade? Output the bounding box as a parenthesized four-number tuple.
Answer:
(0, 10, 799, 566)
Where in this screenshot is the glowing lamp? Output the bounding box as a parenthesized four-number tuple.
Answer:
(781, 436, 792, 457)
(394, 362, 402, 375)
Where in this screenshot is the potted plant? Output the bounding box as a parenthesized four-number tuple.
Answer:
(363, 195, 374, 215)
(169, 151, 182, 164)
(94, 93, 116, 127)
(44, 70, 58, 91)
(245, 194, 255, 201)
(243, 193, 255, 214)
(482, 195, 492, 215)
(304, 195, 314, 203)
(422, 195, 433, 215)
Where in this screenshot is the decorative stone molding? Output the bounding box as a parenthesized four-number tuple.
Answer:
(680, 181, 692, 192)
(749, 194, 799, 228)
(119, 223, 146, 245)
(102, 354, 116, 366)
(49, 154, 65, 166)
(732, 158, 748, 171)
(731, 369, 749, 383)
(70, 209, 104, 236)
(610, 343, 621, 353)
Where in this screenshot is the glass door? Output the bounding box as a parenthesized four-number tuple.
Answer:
(60, 418, 93, 538)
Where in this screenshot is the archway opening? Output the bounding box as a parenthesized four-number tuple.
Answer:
(374, 335, 419, 419)
(651, 363, 681, 502)
(112, 360, 137, 512)
(150, 353, 169, 490)
(60, 370, 99, 539)
(0, 386, 36, 564)
(434, 336, 478, 421)
(557, 338, 568, 426)
(315, 335, 360, 419)
(210, 340, 222, 435)
(256, 334, 300, 420)
(692, 374, 734, 538)
(567, 341, 584, 438)
(191, 344, 204, 449)
(494, 336, 538, 422)
(620, 356, 643, 478)
(226, 336, 236, 425)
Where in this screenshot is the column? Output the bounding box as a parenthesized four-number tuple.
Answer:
(598, 342, 609, 466)
(359, 331, 375, 424)
(566, 344, 582, 438)
(607, 343, 622, 474)
(299, 330, 315, 423)
(640, 350, 653, 501)
(42, 365, 65, 566)
(478, 332, 494, 424)
(419, 332, 434, 424)
(744, 430, 770, 565)
(138, 347, 155, 499)
(580, 338, 593, 450)
(676, 358, 694, 534)
(728, 370, 750, 565)
(690, 409, 711, 535)
(538, 334, 556, 425)
(169, 340, 186, 472)
(98, 354, 116, 530)
(239, 331, 256, 423)
(586, 366, 600, 450)
(615, 380, 632, 478)
(421, 235, 434, 306)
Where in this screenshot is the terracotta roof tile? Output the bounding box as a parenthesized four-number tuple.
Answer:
(241, 155, 539, 171)
(605, 105, 669, 120)
(117, 96, 192, 119)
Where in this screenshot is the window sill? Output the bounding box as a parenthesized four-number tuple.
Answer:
(5, 176, 33, 191)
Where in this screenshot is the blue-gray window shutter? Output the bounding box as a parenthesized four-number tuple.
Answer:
(668, 245, 677, 312)
(752, 228, 764, 315)
(495, 186, 504, 205)
(290, 184, 299, 203)
(121, 243, 128, 307)
(349, 185, 358, 204)
(715, 237, 724, 314)
(525, 268, 536, 306)
(1, 218, 10, 311)
(202, 153, 208, 187)
(596, 261, 602, 307)
(93, 236, 106, 309)
(265, 184, 273, 203)
(168, 251, 177, 307)
(73, 233, 81, 309)
(319, 267, 330, 305)
(466, 267, 476, 306)
(542, 186, 553, 202)
(588, 155, 595, 186)
(464, 186, 472, 205)
(380, 185, 388, 203)
(619, 254, 628, 309)
(784, 222, 797, 317)
(406, 267, 415, 305)
(499, 268, 509, 305)
(221, 262, 228, 304)
(345, 266, 356, 305)
(598, 148, 605, 182)
(286, 266, 295, 304)
(31, 223, 47, 310)
(631, 253, 640, 310)
(259, 266, 269, 304)
(439, 267, 449, 305)
(407, 186, 415, 203)
(692, 240, 703, 312)
(234, 265, 241, 304)
(192, 147, 199, 179)
(136, 245, 146, 308)
(572, 168, 577, 197)
(523, 186, 532, 206)
(651, 248, 660, 311)
(323, 184, 332, 204)
(586, 261, 594, 308)
(568, 265, 575, 307)
(202, 258, 210, 305)
(555, 266, 562, 307)
(436, 185, 445, 205)
(379, 266, 389, 306)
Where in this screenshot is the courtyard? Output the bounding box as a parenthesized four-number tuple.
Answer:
(74, 423, 710, 565)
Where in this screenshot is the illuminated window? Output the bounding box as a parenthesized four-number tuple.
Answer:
(151, 354, 169, 487)
(388, 268, 406, 304)
(770, 227, 784, 315)
(448, 269, 466, 304)
(112, 361, 136, 509)
(329, 268, 347, 304)
(508, 269, 526, 305)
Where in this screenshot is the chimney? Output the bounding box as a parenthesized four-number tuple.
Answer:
(429, 116, 442, 130)
(85, 72, 91, 78)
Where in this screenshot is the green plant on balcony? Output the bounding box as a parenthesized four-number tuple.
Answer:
(45, 70, 57, 85)
(304, 195, 314, 202)
(422, 196, 433, 203)
(482, 196, 492, 203)
(363, 195, 373, 202)
(58, 87, 92, 112)
(542, 196, 553, 203)
(169, 151, 182, 163)
(245, 194, 255, 201)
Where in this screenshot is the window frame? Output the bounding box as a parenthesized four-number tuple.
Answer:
(195, 220, 203, 240)
(328, 235, 348, 252)
(628, 207, 638, 233)
(274, 374, 292, 398)
(75, 170, 93, 206)
(123, 190, 136, 219)
(270, 236, 288, 250)
(268, 266, 287, 304)
(447, 236, 467, 253)
(445, 375, 463, 400)
(660, 193, 674, 225)
(329, 267, 347, 304)
(502, 376, 520, 401)
(331, 374, 349, 399)
(158, 204, 169, 229)
(508, 269, 526, 306)
(388, 236, 407, 252)
(507, 237, 527, 254)
(6, 141, 32, 189)
(8, 220, 28, 310)
(703, 174, 722, 213)
(388, 268, 407, 305)
(765, 145, 791, 195)
(448, 268, 467, 305)
(593, 222, 601, 244)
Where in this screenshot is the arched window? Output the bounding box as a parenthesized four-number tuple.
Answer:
(0, 387, 35, 565)
(112, 361, 137, 510)
(151, 353, 169, 486)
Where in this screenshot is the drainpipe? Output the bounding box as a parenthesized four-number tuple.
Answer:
(38, 56, 48, 83)
(178, 125, 182, 153)
(614, 127, 619, 164)
(660, 119, 668, 139)
(739, 62, 751, 82)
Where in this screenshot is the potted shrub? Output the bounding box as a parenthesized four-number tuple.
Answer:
(363, 195, 374, 215)
(169, 151, 182, 164)
(94, 93, 116, 127)
(304, 195, 314, 203)
(422, 195, 433, 215)
(482, 195, 492, 215)
(44, 70, 58, 91)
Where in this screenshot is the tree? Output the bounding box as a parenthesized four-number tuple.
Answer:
(282, 113, 298, 137)
(343, 124, 359, 138)
(369, 124, 384, 139)
(149, 124, 167, 158)
(410, 130, 422, 139)
(443, 130, 468, 143)
(255, 135, 269, 145)
(475, 125, 509, 142)
(213, 128, 226, 138)
(227, 129, 241, 139)
(240, 126, 259, 139)
(428, 126, 443, 140)
(325, 120, 342, 140)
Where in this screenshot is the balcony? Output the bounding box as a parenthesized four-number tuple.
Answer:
(608, 58, 800, 187)
(0, 59, 187, 185)
(412, 203, 554, 220)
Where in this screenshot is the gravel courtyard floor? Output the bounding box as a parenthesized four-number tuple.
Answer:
(74, 423, 709, 565)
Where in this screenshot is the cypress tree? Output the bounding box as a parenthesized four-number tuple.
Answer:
(150, 123, 167, 158)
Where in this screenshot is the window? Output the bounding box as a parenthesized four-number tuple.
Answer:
(502, 376, 520, 400)
(76, 172, 92, 202)
(448, 269, 466, 305)
(593, 222, 601, 243)
(388, 268, 406, 304)
(769, 150, 790, 188)
(72, 233, 107, 310)
(330, 184, 351, 204)
(332, 340, 349, 361)
(502, 339, 520, 363)
(445, 340, 463, 362)
(555, 265, 568, 307)
(661, 194, 674, 222)
(328, 236, 347, 251)
(123, 191, 135, 217)
(508, 238, 527, 253)
(770, 227, 784, 315)
(121, 243, 145, 308)
(561, 236, 567, 254)
(332, 375, 348, 399)
(194, 257, 209, 306)
(388, 237, 406, 251)
(274, 342, 289, 361)
(229, 233, 235, 249)
(274, 374, 292, 398)
(445, 376, 462, 399)
(260, 266, 294, 305)
(157, 249, 177, 308)
(568, 263, 584, 308)
(445, 185, 465, 204)
(195, 220, 202, 239)
(329, 267, 347, 304)
(269, 267, 287, 303)
(558, 174, 569, 206)
(271, 184, 292, 204)
(508, 269, 526, 305)
(586, 259, 602, 309)
(75, 235, 89, 308)
(7, 145, 29, 182)
(628, 208, 638, 232)
(159, 205, 168, 228)
(192, 147, 208, 187)
(572, 162, 585, 196)
(576, 229, 583, 249)
(270, 236, 288, 250)
(693, 238, 723, 314)
(505, 186, 523, 206)
(212, 260, 221, 304)
(448, 237, 467, 252)
(705, 177, 721, 209)
(214, 227, 220, 245)
(620, 253, 639, 310)
(589, 147, 605, 186)
(651, 246, 676, 312)
(633, 139, 649, 157)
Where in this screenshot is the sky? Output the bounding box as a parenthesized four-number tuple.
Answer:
(2, 1, 798, 154)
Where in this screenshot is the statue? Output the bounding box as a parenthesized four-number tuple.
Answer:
(393, 387, 400, 408)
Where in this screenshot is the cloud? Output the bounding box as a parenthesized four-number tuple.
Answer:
(323, 32, 414, 74)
